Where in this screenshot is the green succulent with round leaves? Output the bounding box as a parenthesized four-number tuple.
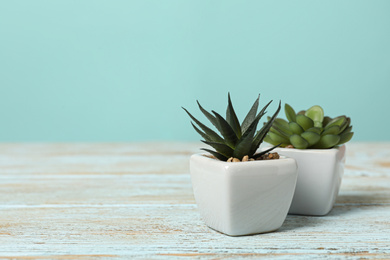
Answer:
(182, 94, 282, 161)
(265, 104, 354, 149)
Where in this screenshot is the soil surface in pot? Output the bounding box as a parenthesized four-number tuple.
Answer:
(204, 152, 280, 162)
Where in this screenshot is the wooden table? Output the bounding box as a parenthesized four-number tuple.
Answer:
(0, 142, 389, 259)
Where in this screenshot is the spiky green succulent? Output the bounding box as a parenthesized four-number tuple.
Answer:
(182, 94, 281, 161)
(264, 104, 354, 149)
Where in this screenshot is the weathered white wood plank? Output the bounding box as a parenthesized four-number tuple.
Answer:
(344, 142, 390, 177)
(0, 174, 388, 206)
(0, 142, 200, 175)
(0, 205, 389, 258)
(0, 174, 194, 205)
(0, 142, 389, 259)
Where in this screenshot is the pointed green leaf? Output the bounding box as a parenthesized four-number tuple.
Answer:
(196, 101, 220, 132)
(296, 114, 314, 131)
(257, 100, 273, 119)
(250, 101, 281, 155)
(312, 134, 340, 149)
(202, 141, 234, 158)
(290, 134, 309, 149)
(201, 148, 228, 161)
(301, 131, 321, 147)
(241, 94, 260, 134)
(338, 132, 353, 145)
(226, 93, 242, 138)
(248, 100, 273, 135)
(253, 143, 282, 159)
(182, 107, 224, 143)
(234, 101, 275, 158)
(212, 110, 238, 147)
(289, 122, 304, 135)
(233, 116, 259, 159)
(191, 122, 212, 142)
(285, 103, 296, 122)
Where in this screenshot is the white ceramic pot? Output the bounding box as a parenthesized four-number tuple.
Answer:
(190, 154, 298, 236)
(274, 145, 346, 216)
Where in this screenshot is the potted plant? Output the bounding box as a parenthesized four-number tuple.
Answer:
(182, 94, 298, 236)
(264, 104, 354, 216)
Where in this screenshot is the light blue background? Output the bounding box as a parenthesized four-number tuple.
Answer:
(1, 1, 389, 142)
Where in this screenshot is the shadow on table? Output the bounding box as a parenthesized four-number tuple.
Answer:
(328, 193, 387, 217)
(278, 193, 386, 232)
(336, 193, 386, 205)
(278, 215, 324, 232)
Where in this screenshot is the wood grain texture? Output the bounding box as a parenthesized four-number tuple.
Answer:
(0, 142, 389, 259)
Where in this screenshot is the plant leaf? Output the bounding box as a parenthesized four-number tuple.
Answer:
(296, 114, 314, 131)
(233, 114, 261, 159)
(289, 122, 304, 135)
(322, 116, 332, 126)
(226, 93, 242, 138)
(325, 116, 346, 129)
(322, 125, 340, 135)
(301, 131, 321, 147)
(191, 122, 212, 142)
(306, 127, 323, 135)
(182, 107, 224, 143)
(201, 148, 228, 161)
(253, 143, 282, 159)
(202, 141, 234, 158)
(285, 103, 296, 122)
(271, 124, 293, 137)
(273, 118, 290, 132)
(212, 110, 239, 147)
(196, 101, 221, 132)
(241, 94, 260, 135)
(341, 125, 352, 135)
(257, 100, 273, 121)
(338, 116, 350, 133)
(290, 134, 309, 149)
(268, 131, 290, 144)
(264, 134, 279, 146)
(312, 134, 340, 149)
(250, 101, 281, 155)
(338, 132, 354, 145)
(305, 105, 324, 124)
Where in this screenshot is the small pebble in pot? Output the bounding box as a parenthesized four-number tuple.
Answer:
(256, 152, 280, 160)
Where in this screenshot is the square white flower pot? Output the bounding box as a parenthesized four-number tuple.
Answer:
(190, 154, 298, 236)
(274, 145, 346, 216)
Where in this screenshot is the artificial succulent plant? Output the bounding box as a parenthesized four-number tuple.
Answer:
(182, 94, 281, 161)
(264, 104, 354, 149)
